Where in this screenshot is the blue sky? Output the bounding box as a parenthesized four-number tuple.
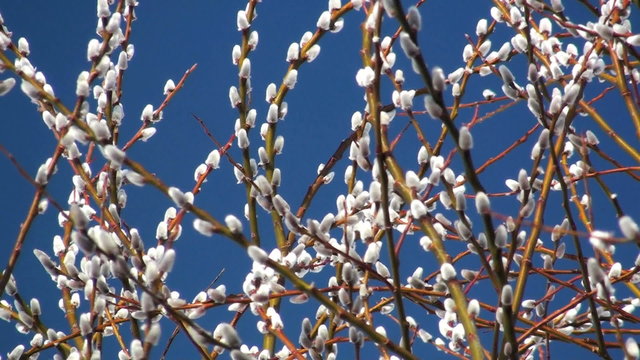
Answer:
(1, 1, 638, 359)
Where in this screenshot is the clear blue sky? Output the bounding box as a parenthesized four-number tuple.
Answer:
(0, 1, 638, 359)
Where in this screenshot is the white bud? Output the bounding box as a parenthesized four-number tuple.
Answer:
(399, 32, 419, 58)
(627, 35, 640, 47)
(168, 187, 187, 208)
(265, 84, 277, 105)
(381, 0, 397, 17)
(452, 83, 461, 96)
(459, 126, 473, 150)
(102, 145, 125, 166)
(106, 12, 121, 33)
(497, 42, 511, 61)
(356, 67, 375, 87)
(231, 45, 242, 67)
(626, 337, 639, 359)
(584, 130, 599, 146)
(206, 150, 221, 169)
(272, 194, 290, 216)
(87, 39, 101, 61)
(563, 82, 581, 105)
(478, 40, 491, 57)
(395, 69, 405, 83)
(495, 224, 507, 248)
(284, 69, 298, 89)
(370, 181, 381, 202)
(501, 284, 513, 305)
(225, 215, 243, 234)
(410, 199, 427, 219)
(123, 169, 144, 186)
(265, 103, 279, 124)
(418, 146, 429, 164)
(454, 192, 466, 211)
(124, 43, 135, 59)
(159, 249, 176, 273)
(518, 169, 530, 191)
(287, 42, 299, 62)
(0, 78, 16, 96)
(208, 285, 227, 303)
(229, 86, 241, 107)
(136, 128, 155, 143)
(455, 220, 472, 240)
(424, 95, 442, 119)
(214, 323, 242, 348)
(431, 67, 445, 92)
(499, 65, 515, 85)
(317, 11, 331, 30)
(306, 44, 321, 62)
(8, 345, 25, 360)
(419, 236, 432, 251)
(272, 168, 281, 187)
(239, 58, 251, 79)
(194, 219, 216, 236)
(619, 215, 639, 240)
(248, 30, 259, 49)
(537, 128, 550, 149)
(237, 10, 250, 31)
(274, 135, 285, 154)
(445, 68, 462, 85)
(140, 104, 154, 122)
(609, 262, 622, 279)
(17, 38, 30, 56)
(247, 245, 268, 264)
(399, 90, 415, 110)
(351, 111, 363, 130)
(407, 6, 421, 31)
(476, 19, 488, 36)
(468, 299, 480, 317)
(587, 258, 605, 284)
(463, 44, 474, 62)
(0, 32, 9, 51)
(145, 323, 161, 346)
(594, 23, 613, 41)
(237, 129, 249, 149)
(92, 227, 119, 256)
(551, 0, 564, 11)
(97, 0, 110, 17)
(440, 262, 457, 281)
(475, 192, 490, 214)
(163, 79, 176, 95)
(363, 242, 381, 263)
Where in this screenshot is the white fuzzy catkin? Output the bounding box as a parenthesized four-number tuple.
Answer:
(399, 32, 419, 58)
(284, 69, 298, 89)
(424, 95, 442, 119)
(407, 6, 421, 31)
(475, 192, 490, 214)
(225, 215, 243, 234)
(317, 11, 331, 30)
(247, 245, 268, 264)
(237, 10, 250, 31)
(476, 18, 488, 36)
(431, 67, 445, 92)
(459, 126, 473, 150)
(168, 187, 187, 207)
(619, 215, 639, 240)
(0, 78, 16, 96)
(501, 284, 513, 305)
(410, 199, 427, 219)
(287, 42, 299, 62)
(440, 262, 457, 280)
